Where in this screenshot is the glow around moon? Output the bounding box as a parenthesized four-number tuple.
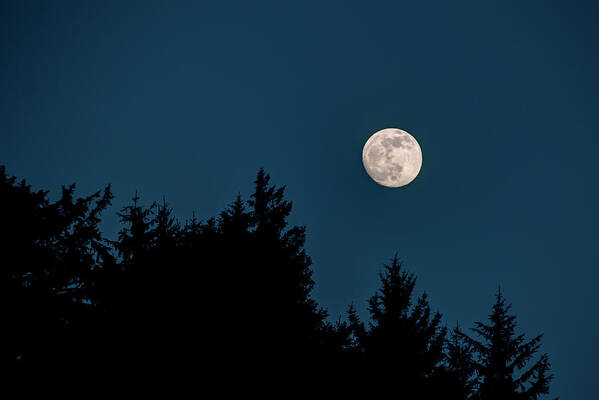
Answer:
(362, 128, 422, 188)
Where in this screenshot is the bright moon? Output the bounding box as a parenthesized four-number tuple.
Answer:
(362, 128, 422, 188)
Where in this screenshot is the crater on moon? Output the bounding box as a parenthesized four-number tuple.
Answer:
(362, 128, 422, 188)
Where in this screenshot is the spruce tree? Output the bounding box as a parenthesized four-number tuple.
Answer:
(248, 168, 292, 238)
(333, 303, 367, 374)
(1, 166, 113, 367)
(246, 169, 327, 364)
(220, 193, 251, 238)
(346, 303, 367, 353)
(115, 192, 155, 265)
(152, 196, 179, 251)
(364, 254, 446, 394)
(461, 290, 557, 400)
(439, 323, 478, 400)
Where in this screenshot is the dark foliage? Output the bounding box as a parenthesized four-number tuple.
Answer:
(350, 254, 447, 395)
(458, 290, 558, 400)
(1, 165, 556, 397)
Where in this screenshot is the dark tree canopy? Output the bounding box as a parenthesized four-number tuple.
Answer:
(358, 254, 447, 395)
(460, 290, 557, 400)
(1, 165, 113, 367)
(431, 323, 479, 400)
(1, 165, 557, 397)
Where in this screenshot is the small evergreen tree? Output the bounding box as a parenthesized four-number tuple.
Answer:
(440, 323, 478, 400)
(115, 192, 155, 265)
(346, 303, 367, 353)
(152, 196, 179, 251)
(248, 168, 292, 238)
(220, 193, 251, 238)
(461, 289, 557, 400)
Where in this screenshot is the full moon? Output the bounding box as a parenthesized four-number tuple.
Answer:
(362, 128, 422, 188)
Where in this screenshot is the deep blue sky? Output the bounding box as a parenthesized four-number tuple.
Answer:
(2, 1, 598, 396)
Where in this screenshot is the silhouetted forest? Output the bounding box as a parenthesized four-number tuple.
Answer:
(2, 166, 557, 397)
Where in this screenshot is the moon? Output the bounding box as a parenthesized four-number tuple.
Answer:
(362, 128, 422, 188)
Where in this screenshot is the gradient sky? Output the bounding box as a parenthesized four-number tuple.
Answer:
(2, 1, 598, 397)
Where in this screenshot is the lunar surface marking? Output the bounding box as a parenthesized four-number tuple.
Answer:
(362, 128, 422, 188)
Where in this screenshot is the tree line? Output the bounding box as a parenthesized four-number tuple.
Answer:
(1, 165, 556, 398)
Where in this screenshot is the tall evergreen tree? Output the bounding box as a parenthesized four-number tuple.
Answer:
(0, 166, 113, 367)
(245, 169, 328, 364)
(363, 254, 446, 394)
(461, 290, 557, 400)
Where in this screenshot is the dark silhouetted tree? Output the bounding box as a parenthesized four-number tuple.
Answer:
(346, 303, 367, 353)
(1, 166, 113, 367)
(461, 290, 557, 400)
(152, 196, 180, 250)
(220, 193, 251, 238)
(362, 254, 446, 395)
(437, 323, 478, 400)
(242, 168, 329, 367)
(115, 192, 155, 264)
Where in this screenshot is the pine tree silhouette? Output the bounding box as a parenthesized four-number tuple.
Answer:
(1, 166, 113, 368)
(460, 289, 557, 400)
(152, 196, 180, 250)
(361, 254, 447, 395)
(437, 323, 478, 400)
(243, 169, 329, 369)
(220, 193, 251, 238)
(115, 192, 155, 264)
(346, 303, 367, 353)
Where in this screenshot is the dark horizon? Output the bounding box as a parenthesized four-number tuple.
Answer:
(2, 164, 557, 398)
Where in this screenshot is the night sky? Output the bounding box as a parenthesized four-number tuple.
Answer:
(2, 1, 598, 397)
